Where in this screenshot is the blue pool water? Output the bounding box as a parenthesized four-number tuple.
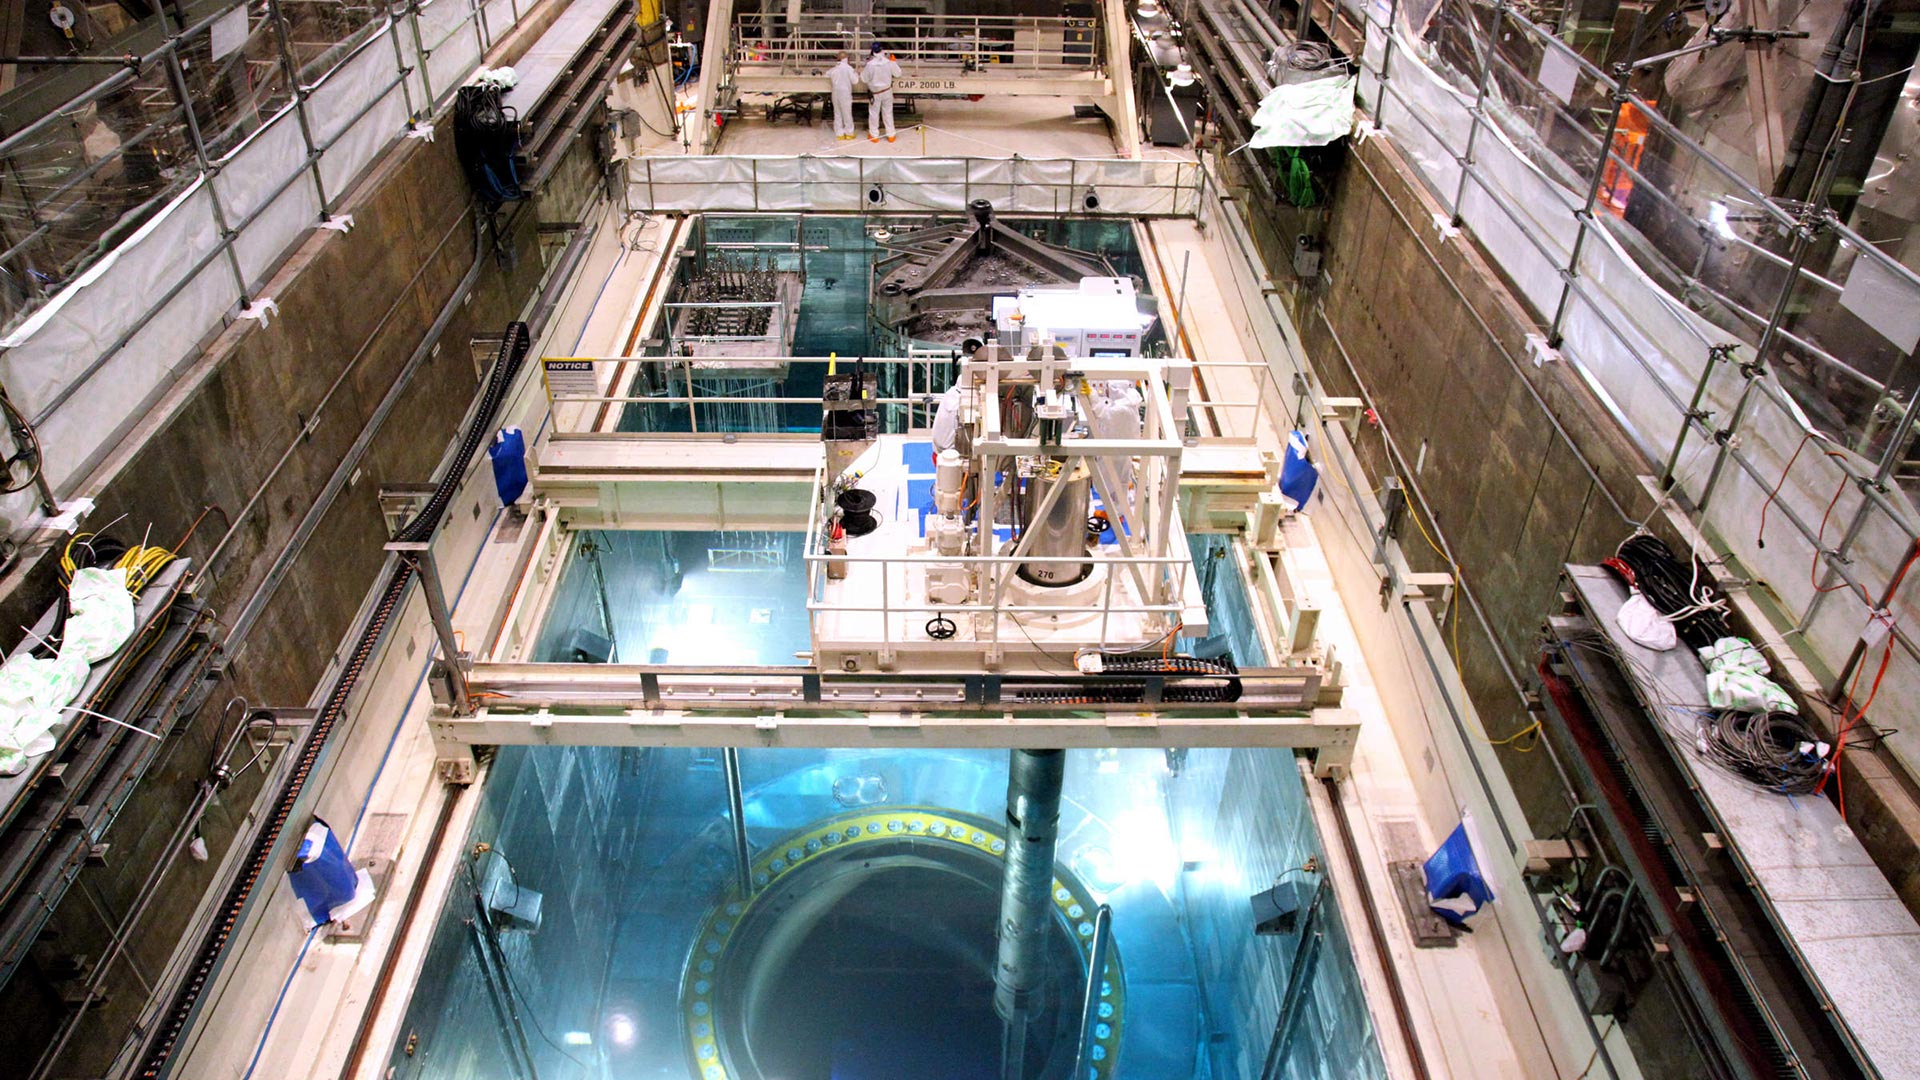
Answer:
(615, 214, 1157, 436)
(389, 743, 1385, 1080)
(393, 530, 1385, 1080)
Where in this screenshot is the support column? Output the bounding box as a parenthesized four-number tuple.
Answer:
(1102, 0, 1141, 157)
(389, 540, 472, 716)
(692, 0, 735, 153)
(995, 747, 1066, 1080)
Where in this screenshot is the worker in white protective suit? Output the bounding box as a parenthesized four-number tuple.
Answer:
(826, 53, 859, 141)
(864, 44, 903, 142)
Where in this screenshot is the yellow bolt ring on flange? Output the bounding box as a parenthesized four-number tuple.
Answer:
(680, 807, 1125, 1080)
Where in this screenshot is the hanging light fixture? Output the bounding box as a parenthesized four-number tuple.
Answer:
(1137, 0, 1162, 18)
(1168, 63, 1196, 87)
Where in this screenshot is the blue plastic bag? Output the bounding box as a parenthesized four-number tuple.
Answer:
(1279, 429, 1320, 510)
(489, 426, 528, 506)
(289, 820, 360, 926)
(1424, 817, 1495, 927)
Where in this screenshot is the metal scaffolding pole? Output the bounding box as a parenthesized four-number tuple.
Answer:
(264, 0, 335, 217)
(1449, 0, 1505, 227)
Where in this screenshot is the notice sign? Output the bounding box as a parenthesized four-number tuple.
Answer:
(542, 359, 597, 400)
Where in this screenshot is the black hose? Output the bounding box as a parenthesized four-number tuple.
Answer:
(453, 85, 524, 207)
(133, 323, 532, 1080)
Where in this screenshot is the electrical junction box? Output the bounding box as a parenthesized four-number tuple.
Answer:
(1250, 876, 1314, 935)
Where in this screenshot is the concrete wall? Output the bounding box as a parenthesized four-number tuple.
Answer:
(1274, 122, 1920, 1075)
(1292, 134, 1658, 829)
(0, 107, 558, 1075)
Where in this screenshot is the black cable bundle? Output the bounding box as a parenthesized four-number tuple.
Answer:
(453, 84, 524, 207)
(1614, 534, 1729, 650)
(1698, 710, 1829, 795)
(1015, 655, 1243, 705)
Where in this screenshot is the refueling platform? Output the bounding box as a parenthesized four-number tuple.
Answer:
(811, 277, 1213, 673)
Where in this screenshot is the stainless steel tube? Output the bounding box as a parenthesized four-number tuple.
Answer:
(994, 748, 1067, 1080)
(1073, 904, 1114, 1075)
(724, 747, 752, 897)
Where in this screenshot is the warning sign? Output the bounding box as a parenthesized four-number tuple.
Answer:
(542, 359, 597, 400)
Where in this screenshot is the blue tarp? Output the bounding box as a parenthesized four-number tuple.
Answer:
(1279, 429, 1320, 510)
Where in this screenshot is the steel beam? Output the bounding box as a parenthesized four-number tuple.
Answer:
(430, 702, 1360, 763)
(694, 0, 733, 151)
(1102, 0, 1140, 157)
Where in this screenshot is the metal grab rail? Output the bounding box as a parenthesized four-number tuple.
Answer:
(733, 12, 1104, 74)
(802, 543, 1197, 662)
(1350, 0, 1920, 698)
(625, 156, 1205, 216)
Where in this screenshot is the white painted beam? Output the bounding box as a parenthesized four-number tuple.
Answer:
(693, 0, 733, 151)
(1104, 0, 1141, 156)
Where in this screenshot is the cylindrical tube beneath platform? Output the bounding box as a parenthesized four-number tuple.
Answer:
(995, 747, 1066, 1056)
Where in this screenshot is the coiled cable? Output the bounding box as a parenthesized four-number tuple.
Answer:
(1272, 40, 1335, 73)
(1697, 709, 1830, 795)
(1610, 534, 1729, 650)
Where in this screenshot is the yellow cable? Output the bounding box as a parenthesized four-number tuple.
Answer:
(1405, 496, 1539, 752)
(113, 543, 177, 597)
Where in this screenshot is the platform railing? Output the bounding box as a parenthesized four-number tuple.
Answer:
(802, 460, 1200, 662)
(802, 551, 1196, 662)
(538, 353, 1268, 445)
(1344, 0, 1920, 769)
(539, 354, 948, 436)
(0, 0, 544, 531)
(733, 12, 1104, 75)
(625, 156, 1205, 217)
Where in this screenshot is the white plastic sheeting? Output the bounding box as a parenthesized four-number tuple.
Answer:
(1249, 75, 1357, 148)
(0, 566, 135, 775)
(626, 156, 1203, 217)
(215, 108, 326, 291)
(0, 182, 228, 484)
(1358, 10, 1920, 775)
(0, 3, 527, 533)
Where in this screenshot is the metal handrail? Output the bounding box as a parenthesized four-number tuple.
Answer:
(733, 12, 1103, 74)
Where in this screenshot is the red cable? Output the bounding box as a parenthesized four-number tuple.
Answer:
(1819, 538, 1919, 818)
(1758, 431, 1817, 549)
